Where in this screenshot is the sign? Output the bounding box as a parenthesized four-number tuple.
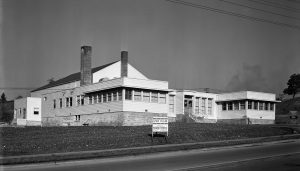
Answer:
(152, 117, 168, 136)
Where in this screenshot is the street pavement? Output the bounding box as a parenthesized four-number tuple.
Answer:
(2, 139, 300, 171)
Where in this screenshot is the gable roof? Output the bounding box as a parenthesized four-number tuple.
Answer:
(31, 61, 118, 92)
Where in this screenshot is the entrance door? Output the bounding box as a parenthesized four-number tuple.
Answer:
(184, 96, 193, 115)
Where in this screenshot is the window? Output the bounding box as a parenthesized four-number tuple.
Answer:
(66, 97, 70, 107)
(98, 93, 102, 103)
(89, 95, 93, 104)
(23, 108, 26, 119)
(158, 93, 166, 104)
(93, 94, 98, 104)
(59, 98, 63, 108)
(134, 90, 142, 101)
(81, 95, 84, 105)
(169, 95, 175, 113)
(208, 99, 212, 115)
(151, 92, 158, 103)
(53, 99, 56, 109)
(222, 103, 227, 111)
(264, 102, 269, 110)
(43, 97, 47, 101)
(234, 102, 239, 110)
(69, 97, 72, 107)
(125, 89, 132, 100)
(107, 92, 112, 102)
(75, 115, 80, 121)
(259, 102, 263, 110)
(270, 103, 274, 111)
(103, 93, 107, 102)
(113, 91, 117, 101)
(254, 101, 258, 110)
(76, 95, 80, 106)
(143, 91, 150, 102)
(201, 98, 206, 114)
(195, 97, 200, 114)
(33, 107, 39, 115)
(248, 100, 252, 110)
(118, 90, 122, 101)
(240, 101, 245, 110)
(228, 102, 233, 110)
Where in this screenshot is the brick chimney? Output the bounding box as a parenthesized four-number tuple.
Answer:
(80, 46, 92, 86)
(121, 51, 128, 77)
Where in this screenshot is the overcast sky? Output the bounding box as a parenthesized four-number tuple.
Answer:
(1, 0, 300, 100)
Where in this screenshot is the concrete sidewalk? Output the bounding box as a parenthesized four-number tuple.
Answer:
(1, 134, 300, 165)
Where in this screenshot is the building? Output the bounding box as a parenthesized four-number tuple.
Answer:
(14, 46, 279, 126)
(13, 97, 41, 126)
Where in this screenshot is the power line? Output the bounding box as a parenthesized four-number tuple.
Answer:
(164, 0, 300, 31)
(248, 0, 300, 13)
(220, 0, 300, 21)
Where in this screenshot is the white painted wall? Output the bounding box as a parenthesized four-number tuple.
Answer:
(92, 61, 148, 83)
(217, 91, 276, 102)
(26, 97, 42, 122)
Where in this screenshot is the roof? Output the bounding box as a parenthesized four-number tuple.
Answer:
(31, 61, 118, 92)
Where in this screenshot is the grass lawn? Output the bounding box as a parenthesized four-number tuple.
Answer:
(0, 123, 294, 156)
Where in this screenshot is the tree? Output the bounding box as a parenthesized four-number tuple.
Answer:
(0, 92, 7, 103)
(283, 73, 300, 99)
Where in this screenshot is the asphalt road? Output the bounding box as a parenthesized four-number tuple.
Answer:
(2, 139, 300, 171)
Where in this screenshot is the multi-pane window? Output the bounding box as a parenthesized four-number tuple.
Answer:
(113, 91, 117, 101)
(240, 101, 245, 110)
(158, 93, 166, 104)
(248, 100, 252, 110)
(97, 93, 102, 103)
(207, 99, 212, 115)
(23, 108, 26, 119)
(195, 97, 200, 114)
(143, 91, 150, 102)
(103, 93, 107, 102)
(125, 89, 132, 100)
(70, 97, 72, 107)
(75, 115, 80, 121)
(134, 90, 142, 101)
(53, 99, 56, 109)
(228, 102, 233, 110)
(81, 95, 84, 105)
(264, 102, 269, 110)
(254, 101, 258, 110)
(93, 94, 98, 104)
(118, 90, 122, 101)
(222, 103, 227, 111)
(66, 97, 70, 107)
(234, 102, 239, 110)
(270, 103, 274, 111)
(107, 92, 112, 102)
(151, 92, 158, 103)
(169, 95, 175, 113)
(259, 102, 263, 110)
(59, 98, 63, 108)
(201, 98, 206, 114)
(89, 95, 93, 105)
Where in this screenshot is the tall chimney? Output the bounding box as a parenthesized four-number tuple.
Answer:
(121, 51, 128, 77)
(80, 46, 92, 86)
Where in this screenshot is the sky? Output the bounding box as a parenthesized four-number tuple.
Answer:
(1, 0, 300, 100)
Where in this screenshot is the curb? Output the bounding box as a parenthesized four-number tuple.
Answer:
(1, 134, 300, 165)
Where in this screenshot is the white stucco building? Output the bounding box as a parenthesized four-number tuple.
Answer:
(14, 46, 278, 126)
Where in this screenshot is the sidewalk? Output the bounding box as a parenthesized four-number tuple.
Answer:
(1, 134, 300, 165)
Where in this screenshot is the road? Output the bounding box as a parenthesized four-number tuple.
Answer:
(2, 139, 300, 171)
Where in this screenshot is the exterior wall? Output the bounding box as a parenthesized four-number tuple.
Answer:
(92, 62, 148, 83)
(14, 97, 42, 126)
(123, 101, 168, 114)
(31, 81, 80, 97)
(123, 77, 168, 90)
(217, 91, 276, 102)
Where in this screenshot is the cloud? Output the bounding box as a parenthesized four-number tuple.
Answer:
(226, 64, 271, 92)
